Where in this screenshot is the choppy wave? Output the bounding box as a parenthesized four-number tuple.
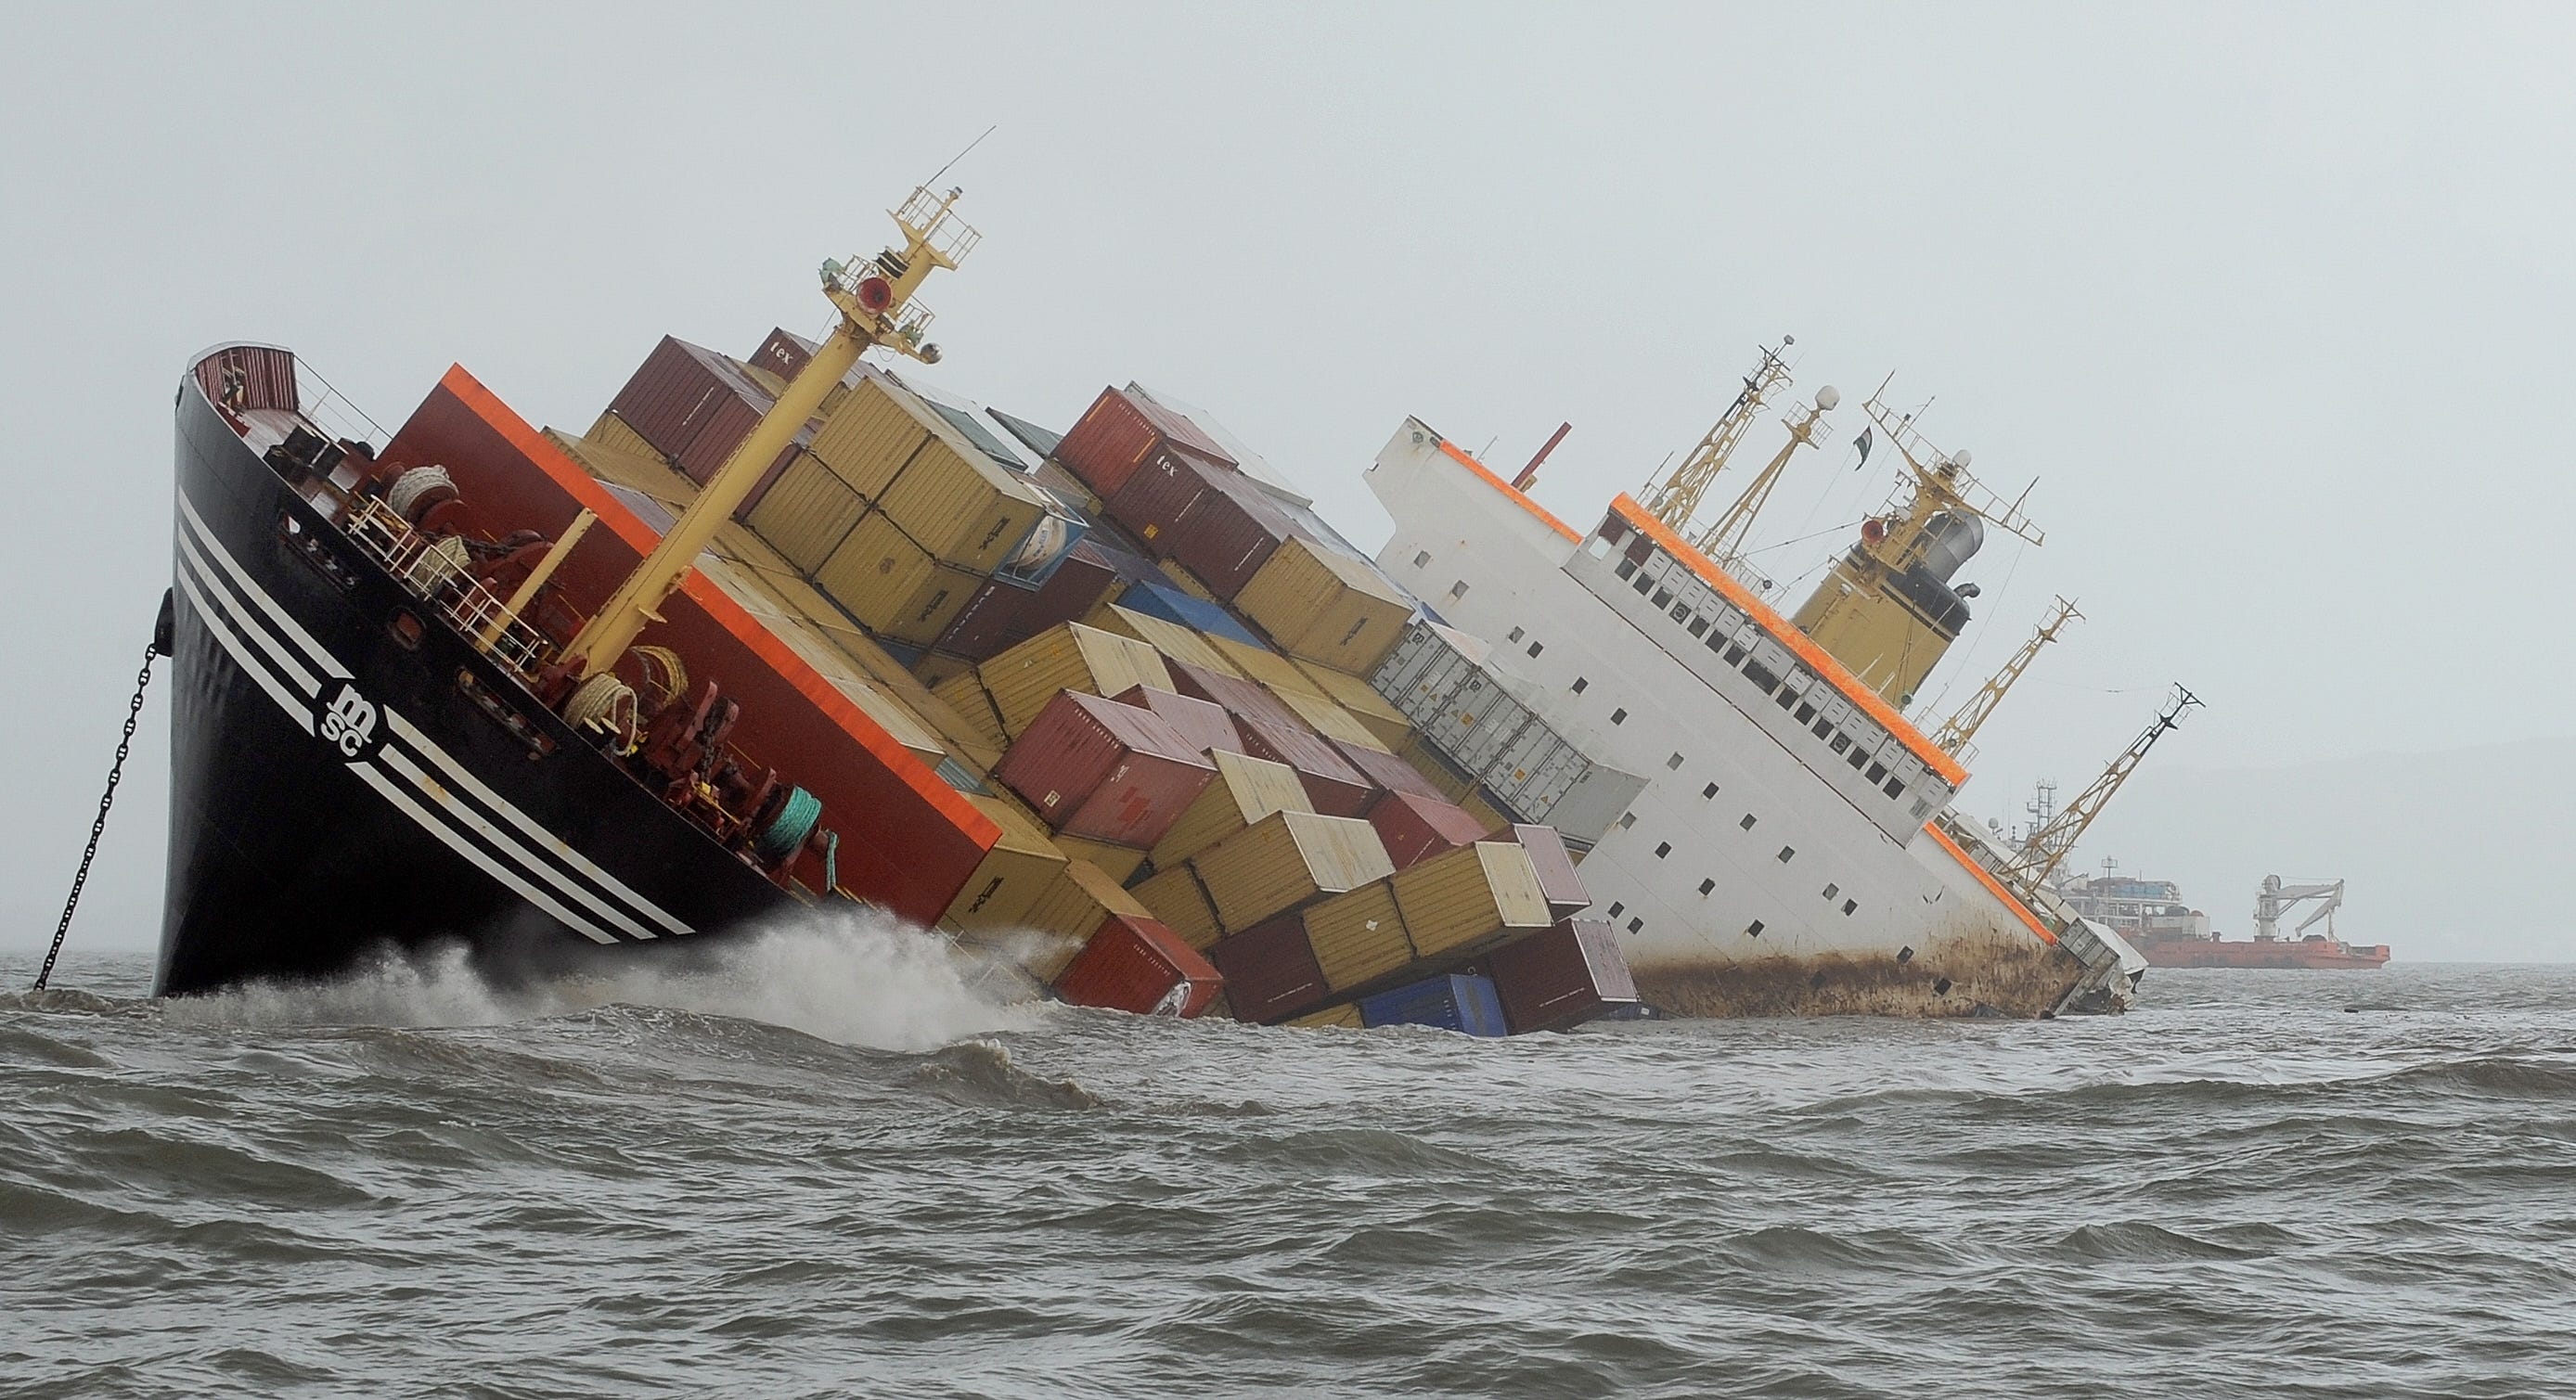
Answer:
(3, 956, 2572, 1398)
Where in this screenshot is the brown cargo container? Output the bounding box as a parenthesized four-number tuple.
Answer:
(1176, 467, 1305, 600)
(1366, 790, 1494, 871)
(749, 326, 815, 382)
(1189, 810, 1395, 934)
(1052, 913, 1224, 1018)
(1165, 660, 1307, 735)
(945, 793, 1071, 933)
(1103, 446, 1222, 554)
(1335, 740, 1447, 802)
(1235, 715, 1374, 818)
(1293, 661, 1414, 751)
(1209, 916, 1332, 1023)
(1301, 880, 1417, 992)
(1147, 751, 1314, 871)
(607, 336, 777, 485)
(1488, 918, 1638, 1034)
(1108, 685, 1241, 759)
(1390, 841, 1554, 960)
(1133, 863, 1224, 949)
(744, 449, 869, 574)
(1053, 834, 1147, 885)
(934, 539, 1136, 662)
(1022, 857, 1153, 943)
(1053, 385, 1234, 498)
(1091, 604, 1245, 679)
(1508, 824, 1592, 920)
(978, 622, 1173, 739)
(1236, 537, 1413, 677)
(996, 690, 1217, 847)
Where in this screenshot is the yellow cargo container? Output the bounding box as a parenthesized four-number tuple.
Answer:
(880, 559, 984, 649)
(877, 430, 1050, 574)
(1155, 557, 1220, 602)
(1191, 810, 1396, 934)
(978, 623, 1173, 739)
(1207, 636, 1326, 699)
(1396, 730, 1477, 803)
(1023, 858, 1153, 942)
(1291, 661, 1413, 751)
(1269, 687, 1390, 754)
(1133, 864, 1223, 950)
(745, 449, 868, 574)
(945, 793, 1071, 933)
(585, 410, 669, 467)
(1053, 835, 1147, 885)
(1282, 1003, 1364, 1031)
(1234, 537, 1412, 676)
(808, 376, 937, 501)
(1459, 785, 1514, 836)
(1390, 841, 1553, 958)
(1091, 605, 1246, 679)
(815, 511, 934, 632)
(1148, 751, 1313, 870)
(1301, 880, 1416, 992)
(930, 669, 1008, 753)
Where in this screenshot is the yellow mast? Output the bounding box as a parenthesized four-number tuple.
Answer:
(1927, 595, 2080, 760)
(1636, 341, 1794, 533)
(559, 186, 979, 682)
(1692, 385, 1838, 563)
(2003, 684, 2201, 886)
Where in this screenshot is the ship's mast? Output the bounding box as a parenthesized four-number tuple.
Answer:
(1693, 386, 1839, 564)
(2003, 684, 2201, 885)
(1636, 340, 1794, 533)
(560, 186, 979, 681)
(1928, 595, 2081, 761)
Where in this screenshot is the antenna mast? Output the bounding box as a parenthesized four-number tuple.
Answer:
(1694, 384, 1839, 563)
(1928, 596, 2081, 761)
(2003, 684, 2202, 885)
(1637, 340, 1794, 532)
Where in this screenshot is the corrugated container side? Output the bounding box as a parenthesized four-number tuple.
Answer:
(996, 690, 1216, 846)
(814, 510, 937, 634)
(1155, 557, 1222, 602)
(1282, 1003, 1364, 1031)
(1119, 580, 1269, 648)
(1208, 917, 1332, 1023)
(934, 539, 1127, 662)
(1051, 914, 1224, 1018)
(1367, 790, 1494, 871)
(1133, 863, 1224, 949)
(930, 669, 1008, 752)
(1508, 823, 1591, 919)
(194, 345, 300, 413)
(1357, 974, 1509, 1036)
(1172, 467, 1300, 600)
(879, 421, 1050, 572)
(1165, 660, 1306, 734)
(980, 623, 1174, 739)
(945, 793, 1071, 932)
(1458, 785, 1517, 835)
(1391, 841, 1553, 958)
(878, 559, 985, 649)
(1053, 835, 1148, 885)
(1234, 716, 1375, 818)
(1147, 751, 1314, 869)
(1022, 858, 1153, 942)
(1395, 729, 1479, 803)
(1301, 880, 1416, 991)
(1054, 388, 1158, 497)
(809, 377, 933, 500)
(1191, 811, 1396, 933)
(1103, 446, 1216, 555)
(745, 450, 869, 573)
(749, 326, 814, 382)
(1272, 688, 1388, 754)
(1488, 918, 1637, 1034)
(1294, 661, 1414, 750)
(584, 410, 668, 466)
(1208, 636, 1323, 700)
(1108, 685, 1242, 759)
(1236, 537, 1412, 677)
(1095, 606, 1245, 680)
(1335, 740, 1446, 802)
(932, 575, 1042, 662)
(1120, 382, 1240, 466)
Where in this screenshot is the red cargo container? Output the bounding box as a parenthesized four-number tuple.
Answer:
(1170, 466, 1302, 601)
(1052, 913, 1224, 1017)
(996, 691, 1218, 846)
(748, 326, 816, 382)
(1333, 740, 1447, 801)
(607, 336, 777, 485)
(1054, 386, 1233, 498)
(1164, 661, 1307, 735)
(1508, 824, 1592, 920)
(1208, 915, 1332, 1023)
(1367, 790, 1494, 870)
(1488, 918, 1638, 1034)
(934, 538, 1140, 661)
(1103, 447, 1220, 556)
(1235, 715, 1374, 818)
(1109, 685, 1243, 758)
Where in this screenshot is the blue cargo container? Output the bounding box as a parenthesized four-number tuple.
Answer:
(1120, 579, 1270, 649)
(1357, 973, 1510, 1037)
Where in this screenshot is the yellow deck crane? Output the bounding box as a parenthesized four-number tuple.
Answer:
(1927, 596, 2082, 763)
(2002, 684, 2201, 886)
(1636, 341, 1795, 532)
(559, 186, 977, 684)
(1693, 385, 1839, 565)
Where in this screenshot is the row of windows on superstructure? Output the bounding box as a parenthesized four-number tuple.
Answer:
(1609, 546, 1931, 815)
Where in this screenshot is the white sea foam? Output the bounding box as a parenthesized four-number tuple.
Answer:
(164, 908, 1049, 1053)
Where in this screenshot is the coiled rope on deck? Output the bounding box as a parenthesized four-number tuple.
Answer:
(753, 787, 823, 865)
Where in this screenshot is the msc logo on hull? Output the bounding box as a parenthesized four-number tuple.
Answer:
(313, 679, 385, 762)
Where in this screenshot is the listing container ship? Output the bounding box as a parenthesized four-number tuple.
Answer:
(155, 185, 2145, 1022)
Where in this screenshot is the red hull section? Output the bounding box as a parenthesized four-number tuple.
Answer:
(2134, 935, 2391, 969)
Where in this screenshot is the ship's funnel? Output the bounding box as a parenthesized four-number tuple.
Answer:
(1918, 511, 1985, 584)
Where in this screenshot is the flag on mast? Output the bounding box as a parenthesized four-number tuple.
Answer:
(1852, 426, 1874, 469)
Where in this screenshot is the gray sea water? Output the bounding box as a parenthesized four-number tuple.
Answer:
(3, 925, 2571, 1399)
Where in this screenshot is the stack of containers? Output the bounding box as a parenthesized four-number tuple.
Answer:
(1147, 751, 1314, 878)
(1357, 973, 1510, 1036)
(1051, 913, 1224, 1018)
(1193, 812, 1396, 1023)
(1366, 790, 1493, 870)
(969, 623, 1172, 739)
(1109, 686, 1242, 759)
(934, 538, 1146, 662)
(1487, 918, 1638, 1033)
(943, 792, 1071, 935)
(1105, 451, 1305, 600)
(1164, 662, 1374, 816)
(1233, 536, 1415, 678)
(1054, 385, 1237, 500)
(1390, 841, 1556, 968)
(995, 691, 1217, 848)
(605, 335, 785, 485)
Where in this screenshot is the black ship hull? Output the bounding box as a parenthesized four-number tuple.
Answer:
(160, 368, 798, 996)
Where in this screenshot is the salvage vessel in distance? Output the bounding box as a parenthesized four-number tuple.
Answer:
(2059, 868, 2389, 969)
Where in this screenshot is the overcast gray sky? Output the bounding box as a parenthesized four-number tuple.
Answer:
(6, 3, 2570, 960)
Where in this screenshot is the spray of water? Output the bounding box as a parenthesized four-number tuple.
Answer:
(164, 906, 1051, 1054)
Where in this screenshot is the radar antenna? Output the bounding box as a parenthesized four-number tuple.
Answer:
(2003, 684, 2201, 885)
(1637, 340, 1794, 532)
(1928, 596, 2081, 762)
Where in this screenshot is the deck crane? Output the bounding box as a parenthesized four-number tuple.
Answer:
(2253, 876, 2345, 941)
(1694, 384, 1840, 564)
(2002, 683, 2201, 885)
(1637, 340, 1794, 532)
(1928, 596, 2082, 762)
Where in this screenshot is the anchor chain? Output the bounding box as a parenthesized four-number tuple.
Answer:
(34, 594, 172, 992)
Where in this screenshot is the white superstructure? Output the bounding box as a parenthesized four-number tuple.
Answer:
(1365, 419, 2133, 1017)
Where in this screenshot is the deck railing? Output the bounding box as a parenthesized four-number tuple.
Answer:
(344, 496, 556, 678)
